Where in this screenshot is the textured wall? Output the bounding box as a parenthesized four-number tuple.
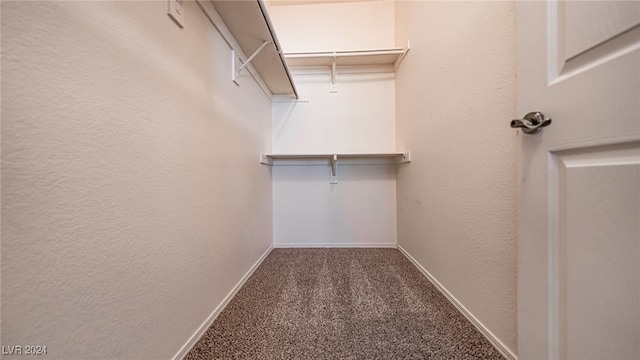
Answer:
(394, 1, 517, 355)
(1, 1, 272, 359)
(269, 2, 397, 247)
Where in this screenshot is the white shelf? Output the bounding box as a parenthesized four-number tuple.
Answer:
(201, 1, 408, 97)
(284, 46, 410, 70)
(260, 152, 411, 184)
(206, 0, 298, 97)
(282, 43, 409, 92)
(261, 152, 410, 162)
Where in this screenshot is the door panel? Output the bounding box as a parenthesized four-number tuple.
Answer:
(516, 0, 640, 358)
(548, 1, 640, 84)
(564, 1, 640, 60)
(552, 142, 640, 359)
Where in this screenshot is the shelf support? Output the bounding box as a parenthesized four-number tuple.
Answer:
(393, 40, 411, 71)
(399, 151, 412, 163)
(330, 154, 338, 184)
(330, 52, 338, 93)
(232, 40, 273, 84)
(259, 153, 273, 165)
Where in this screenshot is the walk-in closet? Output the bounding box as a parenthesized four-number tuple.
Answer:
(3, 1, 638, 359)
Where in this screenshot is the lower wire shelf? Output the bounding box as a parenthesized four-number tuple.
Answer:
(260, 152, 411, 184)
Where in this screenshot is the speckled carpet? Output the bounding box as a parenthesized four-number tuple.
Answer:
(185, 248, 504, 359)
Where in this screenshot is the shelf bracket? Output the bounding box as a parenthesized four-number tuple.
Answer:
(232, 40, 273, 84)
(393, 40, 411, 71)
(330, 52, 338, 93)
(399, 151, 411, 163)
(259, 153, 273, 165)
(330, 154, 338, 184)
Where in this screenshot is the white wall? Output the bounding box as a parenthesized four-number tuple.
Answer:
(394, 1, 518, 357)
(273, 72, 396, 154)
(269, 0, 395, 52)
(1, 2, 272, 359)
(269, 1, 397, 247)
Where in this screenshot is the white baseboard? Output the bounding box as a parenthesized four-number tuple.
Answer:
(172, 245, 274, 360)
(397, 245, 517, 360)
(274, 243, 397, 248)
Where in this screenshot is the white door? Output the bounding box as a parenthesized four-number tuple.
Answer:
(516, 1, 640, 359)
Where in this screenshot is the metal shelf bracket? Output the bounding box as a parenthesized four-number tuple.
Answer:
(232, 40, 273, 85)
(330, 154, 338, 184)
(330, 52, 338, 93)
(259, 153, 273, 165)
(393, 40, 411, 71)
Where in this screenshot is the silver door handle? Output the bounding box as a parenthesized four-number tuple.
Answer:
(510, 112, 552, 134)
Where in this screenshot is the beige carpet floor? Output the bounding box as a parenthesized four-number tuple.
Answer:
(186, 248, 505, 359)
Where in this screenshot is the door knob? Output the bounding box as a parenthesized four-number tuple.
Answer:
(510, 112, 552, 135)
